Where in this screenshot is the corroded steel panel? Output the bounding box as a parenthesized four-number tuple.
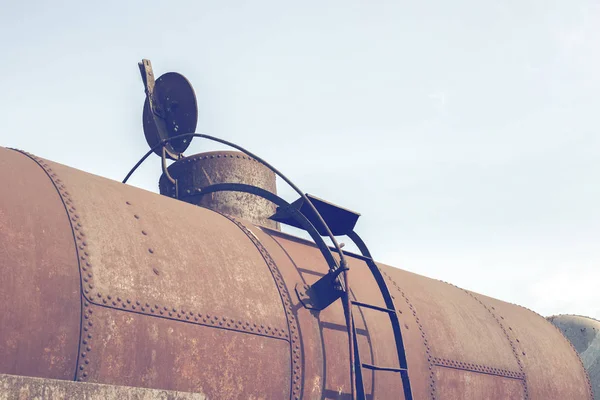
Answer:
(0, 147, 594, 400)
(378, 267, 437, 400)
(265, 228, 589, 400)
(0, 148, 80, 379)
(45, 158, 288, 332)
(223, 218, 303, 399)
(433, 367, 525, 400)
(81, 304, 290, 398)
(248, 227, 325, 400)
(480, 295, 593, 399)
(384, 267, 521, 371)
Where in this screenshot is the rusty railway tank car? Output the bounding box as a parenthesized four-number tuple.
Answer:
(0, 61, 594, 399)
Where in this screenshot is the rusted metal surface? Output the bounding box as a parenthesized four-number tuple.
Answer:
(432, 368, 524, 399)
(4, 151, 293, 397)
(221, 216, 303, 399)
(548, 315, 599, 399)
(247, 225, 326, 400)
(81, 304, 289, 398)
(46, 156, 287, 332)
(479, 296, 592, 399)
(0, 147, 593, 399)
(0, 147, 80, 380)
(382, 269, 529, 399)
(159, 151, 279, 230)
(261, 226, 592, 399)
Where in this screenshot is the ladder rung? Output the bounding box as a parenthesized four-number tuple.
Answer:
(362, 363, 407, 373)
(352, 300, 395, 314)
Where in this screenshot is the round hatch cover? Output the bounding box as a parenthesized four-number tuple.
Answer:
(142, 72, 198, 159)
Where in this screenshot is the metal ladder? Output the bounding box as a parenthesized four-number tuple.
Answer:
(347, 231, 413, 400)
(269, 194, 413, 399)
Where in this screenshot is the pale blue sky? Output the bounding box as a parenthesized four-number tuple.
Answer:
(1, 1, 599, 318)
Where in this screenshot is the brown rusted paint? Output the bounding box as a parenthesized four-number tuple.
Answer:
(431, 358, 524, 380)
(383, 268, 531, 399)
(262, 226, 592, 400)
(4, 149, 294, 398)
(249, 225, 329, 400)
(478, 295, 593, 399)
(0, 147, 593, 400)
(433, 367, 525, 400)
(252, 226, 368, 399)
(0, 148, 81, 379)
(222, 217, 303, 399)
(379, 268, 436, 399)
(390, 273, 521, 371)
(80, 303, 290, 398)
(159, 151, 280, 230)
(44, 156, 287, 331)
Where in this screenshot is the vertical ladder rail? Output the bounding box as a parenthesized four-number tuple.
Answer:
(351, 310, 366, 399)
(347, 230, 414, 400)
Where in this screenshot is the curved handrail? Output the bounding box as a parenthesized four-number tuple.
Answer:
(122, 132, 346, 270)
(123, 132, 356, 399)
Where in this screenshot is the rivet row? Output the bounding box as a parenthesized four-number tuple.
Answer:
(225, 216, 303, 400)
(13, 149, 303, 397)
(383, 269, 437, 399)
(451, 283, 530, 400)
(432, 357, 525, 379)
(90, 291, 287, 339)
(184, 153, 259, 163)
(11, 150, 94, 382)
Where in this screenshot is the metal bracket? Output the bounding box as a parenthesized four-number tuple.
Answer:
(270, 194, 360, 236)
(161, 146, 178, 198)
(139, 59, 165, 128)
(295, 267, 349, 310)
(139, 59, 190, 161)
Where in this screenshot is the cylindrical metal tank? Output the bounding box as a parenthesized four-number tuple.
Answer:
(549, 315, 600, 399)
(0, 146, 593, 399)
(158, 150, 279, 230)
